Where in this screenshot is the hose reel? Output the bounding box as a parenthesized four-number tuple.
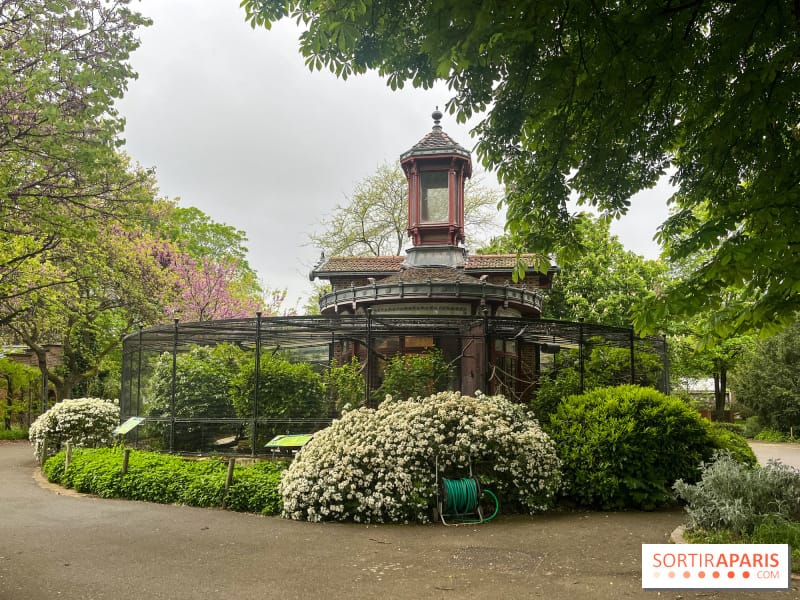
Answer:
(434, 456, 499, 526)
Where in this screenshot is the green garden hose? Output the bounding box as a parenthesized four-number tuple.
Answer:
(441, 477, 500, 522)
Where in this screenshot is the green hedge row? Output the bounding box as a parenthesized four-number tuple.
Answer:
(43, 448, 286, 515)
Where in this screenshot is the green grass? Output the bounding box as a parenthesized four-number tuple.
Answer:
(43, 447, 288, 515)
(685, 520, 800, 573)
(0, 426, 29, 440)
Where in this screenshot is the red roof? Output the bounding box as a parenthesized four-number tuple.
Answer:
(311, 254, 542, 277)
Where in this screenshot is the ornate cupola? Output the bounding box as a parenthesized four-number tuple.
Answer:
(400, 109, 472, 267)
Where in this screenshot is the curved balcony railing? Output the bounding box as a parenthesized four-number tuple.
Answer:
(319, 280, 543, 314)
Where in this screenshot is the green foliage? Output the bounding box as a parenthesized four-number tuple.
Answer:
(530, 367, 581, 424)
(148, 344, 244, 420)
(705, 423, 757, 467)
(754, 428, 789, 443)
(377, 349, 452, 401)
(0, 426, 28, 440)
(147, 344, 245, 451)
(674, 453, 800, 536)
(281, 391, 561, 522)
(482, 214, 667, 327)
(243, 0, 800, 336)
(743, 416, 764, 439)
(530, 341, 664, 422)
(324, 357, 365, 413)
(233, 353, 326, 441)
(548, 385, 716, 510)
(42, 447, 287, 515)
(732, 319, 800, 433)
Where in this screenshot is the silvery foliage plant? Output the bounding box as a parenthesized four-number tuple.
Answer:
(29, 398, 119, 462)
(281, 391, 562, 523)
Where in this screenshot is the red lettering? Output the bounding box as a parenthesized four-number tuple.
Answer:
(770, 553, 780, 568)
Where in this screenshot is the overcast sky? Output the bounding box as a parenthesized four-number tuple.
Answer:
(117, 0, 672, 310)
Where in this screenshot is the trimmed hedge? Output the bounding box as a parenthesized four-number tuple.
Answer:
(43, 448, 286, 515)
(548, 385, 736, 510)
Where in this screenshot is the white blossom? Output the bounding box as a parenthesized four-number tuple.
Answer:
(280, 391, 561, 523)
(29, 398, 119, 462)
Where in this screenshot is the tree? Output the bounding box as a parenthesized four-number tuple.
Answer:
(669, 332, 753, 420)
(243, 0, 799, 335)
(309, 162, 501, 257)
(481, 213, 667, 327)
(158, 203, 262, 302)
(2, 225, 174, 401)
(0, 0, 153, 319)
(731, 318, 800, 432)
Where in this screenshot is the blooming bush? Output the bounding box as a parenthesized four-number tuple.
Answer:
(280, 391, 561, 523)
(29, 398, 119, 462)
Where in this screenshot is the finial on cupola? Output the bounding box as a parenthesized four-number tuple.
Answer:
(432, 107, 443, 130)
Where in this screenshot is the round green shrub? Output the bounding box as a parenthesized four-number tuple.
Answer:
(548, 385, 716, 510)
(280, 391, 561, 523)
(706, 422, 757, 466)
(29, 397, 119, 462)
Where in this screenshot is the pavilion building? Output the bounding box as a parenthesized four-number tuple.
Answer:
(309, 110, 558, 398)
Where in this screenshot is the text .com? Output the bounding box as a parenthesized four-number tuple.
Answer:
(642, 544, 791, 590)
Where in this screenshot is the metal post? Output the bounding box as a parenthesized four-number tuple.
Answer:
(365, 308, 372, 407)
(251, 312, 262, 457)
(170, 318, 178, 453)
(64, 441, 72, 470)
(630, 328, 636, 385)
(662, 334, 671, 395)
(136, 325, 143, 416)
(482, 307, 490, 393)
(578, 317, 585, 393)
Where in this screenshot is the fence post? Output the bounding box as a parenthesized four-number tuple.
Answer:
(121, 448, 131, 476)
(630, 328, 636, 385)
(170, 317, 179, 453)
(365, 308, 373, 408)
(482, 307, 490, 393)
(136, 325, 143, 416)
(64, 441, 72, 470)
(662, 334, 671, 395)
(251, 311, 262, 458)
(224, 457, 236, 505)
(578, 317, 585, 393)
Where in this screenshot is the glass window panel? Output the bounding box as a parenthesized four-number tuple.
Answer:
(420, 171, 449, 222)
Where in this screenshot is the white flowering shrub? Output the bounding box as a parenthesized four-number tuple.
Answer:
(29, 398, 119, 462)
(280, 391, 561, 523)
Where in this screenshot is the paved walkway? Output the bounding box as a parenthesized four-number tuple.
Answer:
(750, 441, 800, 469)
(0, 441, 796, 600)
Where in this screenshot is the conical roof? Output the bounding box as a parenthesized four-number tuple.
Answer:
(400, 109, 471, 161)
